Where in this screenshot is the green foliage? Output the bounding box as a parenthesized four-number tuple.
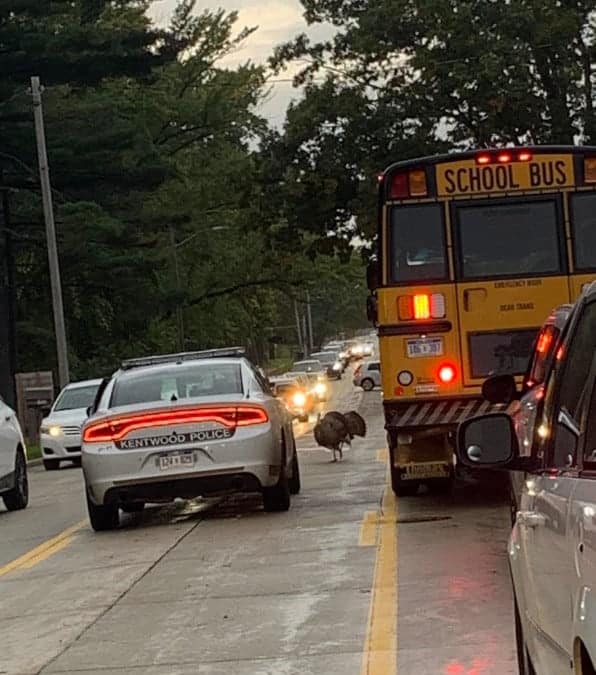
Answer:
(0, 0, 366, 387)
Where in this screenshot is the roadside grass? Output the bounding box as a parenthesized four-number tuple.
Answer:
(27, 444, 42, 461)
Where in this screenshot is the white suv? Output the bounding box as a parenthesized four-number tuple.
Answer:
(0, 397, 28, 511)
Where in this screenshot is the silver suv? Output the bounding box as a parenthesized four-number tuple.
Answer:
(82, 349, 300, 531)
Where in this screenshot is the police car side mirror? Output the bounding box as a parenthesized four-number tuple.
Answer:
(482, 374, 518, 404)
(457, 413, 518, 468)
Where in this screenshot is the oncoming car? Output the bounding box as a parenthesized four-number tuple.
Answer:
(82, 349, 301, 531)
(290, 361, 329, 401)
(270, 376, 316, 422)
(40, 379, 102, 470)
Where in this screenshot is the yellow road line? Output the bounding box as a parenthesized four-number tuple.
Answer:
(360, 471, 398, 675)
(376, 448, 388, 462)
(359, 511, 379, 547)
(0, 519, 86, 577)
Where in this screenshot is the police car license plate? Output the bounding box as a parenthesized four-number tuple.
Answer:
(406, 338, 444, 358)
(159, 452, 195, 470)
(402, 462, 449, 480)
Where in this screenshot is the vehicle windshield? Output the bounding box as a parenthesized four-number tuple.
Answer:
(311, 353, 337, 364)
(53, 384, 99, 411)
(111, 363, 243, 407)
(390, 204, 447, 282)
(456, 200, 562, 279)
(291, 361, 322, 372)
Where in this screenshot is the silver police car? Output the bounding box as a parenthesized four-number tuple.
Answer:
(82, 349, 300, 531)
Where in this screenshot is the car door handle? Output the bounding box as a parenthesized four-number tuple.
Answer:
(518, 511, 547, 528)
(4, 415, 11, 422)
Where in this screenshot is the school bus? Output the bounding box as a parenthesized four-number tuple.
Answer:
(367, 146, 596, 496)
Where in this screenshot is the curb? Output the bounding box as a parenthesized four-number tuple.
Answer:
(27, 458, 43, 467)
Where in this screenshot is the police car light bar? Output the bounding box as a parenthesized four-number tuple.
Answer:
(121, 347, 247, 370)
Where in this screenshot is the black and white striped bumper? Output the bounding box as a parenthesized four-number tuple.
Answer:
(384, 398, 516, 429)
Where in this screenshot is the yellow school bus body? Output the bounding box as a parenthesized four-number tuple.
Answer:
(373, 147, 596, 495)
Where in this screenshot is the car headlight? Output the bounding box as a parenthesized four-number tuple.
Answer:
(332, 362, 342, 371)
(41, 424, 63, 437)
(339, 351, 348, 359)
(292, 392, 307, 407)
(314, 382, 327, 396)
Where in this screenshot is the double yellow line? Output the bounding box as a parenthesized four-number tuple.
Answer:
(359, 450, 398, 674)
(0, 519, 86, 578)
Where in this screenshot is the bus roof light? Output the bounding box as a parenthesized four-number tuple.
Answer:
(518, 151, 532, 162)
(409, 169, 428, 196)
(413, 294, 431, 320)
(476, 154, 492, 165)
(497, 152, 512, 163)
(390, 172, 409, 199)
(584, 157, 596, 184)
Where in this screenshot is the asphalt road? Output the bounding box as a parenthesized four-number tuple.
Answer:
(0, 374, 517, 675)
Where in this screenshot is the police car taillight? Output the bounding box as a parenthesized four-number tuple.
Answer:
(82, 405, 269, 443)
(398, 293, 446, 320)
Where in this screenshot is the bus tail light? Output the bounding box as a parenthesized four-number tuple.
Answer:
(438, 363, 457, 384)
(398, 293, 446, 320)
(389, 170, 428, 198)
(413, 294, 430, 319)
(584, 157, 596, 183)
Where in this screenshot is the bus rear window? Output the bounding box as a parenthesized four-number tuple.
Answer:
(389, 204, 447, 283)
(455, 200, 562, 280)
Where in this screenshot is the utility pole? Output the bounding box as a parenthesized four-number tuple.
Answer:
(302, 313, 308, 357)
(306, 291, 314, 353)
(0, 175, 17, 407)
(293, 299, 303, 357)
(169, 225, 185, 352)
(31, 76, 69, 388)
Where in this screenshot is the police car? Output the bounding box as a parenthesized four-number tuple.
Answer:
(81, 349, 300, 531)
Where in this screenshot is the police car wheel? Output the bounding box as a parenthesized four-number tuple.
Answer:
(3, 451, 28, 511)
(263, 466, 291, 512)
(86, 493, 120, 531)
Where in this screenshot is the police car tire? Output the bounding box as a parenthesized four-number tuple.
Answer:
(3, 451, 28, 511)
(263, 472, 291, 512)
(43, 459, 60, 471)
(361, 378, 374, 392)
(86, 493, 119, 531)
(289, 451, 301, 495)
(121, 502, 145, 513)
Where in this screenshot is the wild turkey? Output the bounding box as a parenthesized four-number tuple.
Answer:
(313, 410, 367, 462)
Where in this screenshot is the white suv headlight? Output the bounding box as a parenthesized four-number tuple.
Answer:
(41, 424, 63, 437)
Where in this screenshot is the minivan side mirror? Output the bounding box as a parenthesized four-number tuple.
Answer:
(457, 413, 519, 468)
(482, 374, 518, 404)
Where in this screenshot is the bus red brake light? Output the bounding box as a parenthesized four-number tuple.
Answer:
(413, 294, 430, 320)
(438, 364, 457, 384)
(82, 405, 269, 443)
(390, 172, 409, 199)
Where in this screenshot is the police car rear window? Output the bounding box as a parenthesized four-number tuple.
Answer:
(111, 363, 243, 407)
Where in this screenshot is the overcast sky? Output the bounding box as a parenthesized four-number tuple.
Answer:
(148, 0, 333, 127)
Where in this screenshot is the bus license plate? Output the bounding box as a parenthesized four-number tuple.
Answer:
(159, 452, 195, 471)
(406, 338, 444, 358)
(402, 462, 450, 480)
